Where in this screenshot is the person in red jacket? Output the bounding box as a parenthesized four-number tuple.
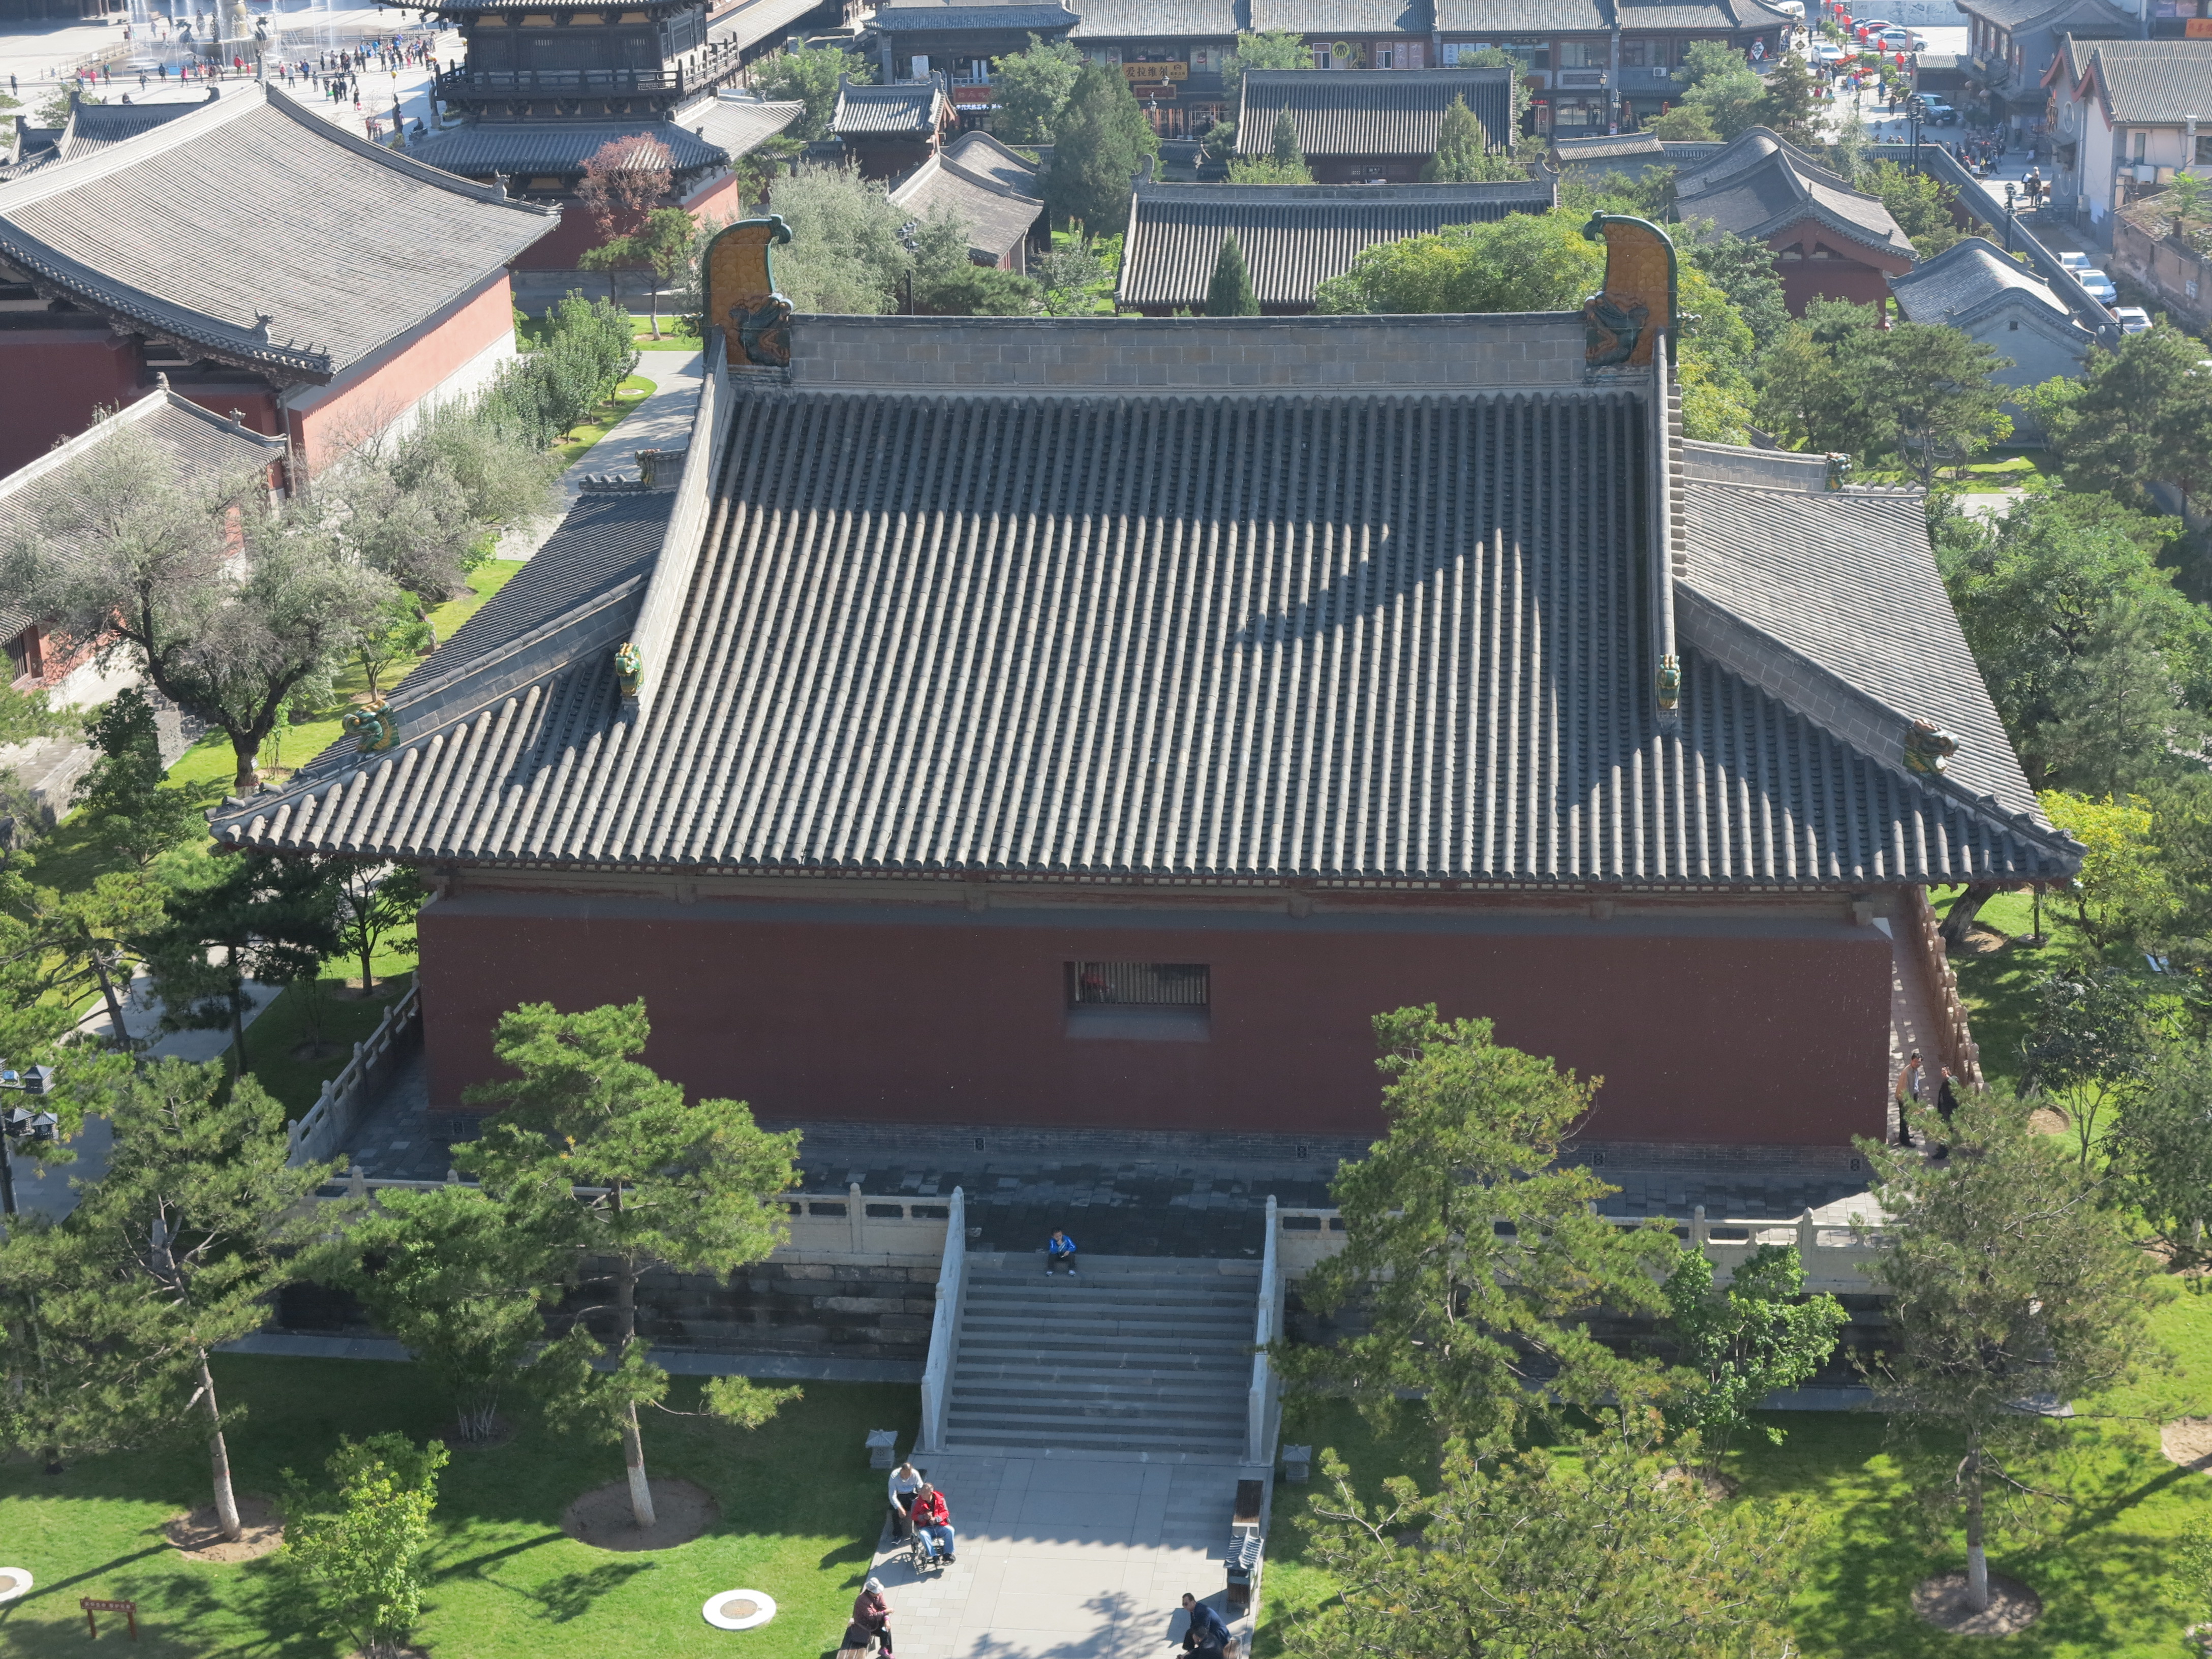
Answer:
(910, 1482, 956, 1564)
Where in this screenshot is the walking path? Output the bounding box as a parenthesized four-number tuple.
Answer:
(874, 1452, 1254, 1659)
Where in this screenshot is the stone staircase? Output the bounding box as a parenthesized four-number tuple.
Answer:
(943, 1255, 1257, 1457)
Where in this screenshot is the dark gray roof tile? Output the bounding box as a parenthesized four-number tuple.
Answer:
(890, 134, 1043, 259)
(877, 1, 1083, 28)
(407, 119, 729, 176)
(0, 85, 554, 382)
(1236, 68, 1512, 159)
(1251, 0, 1430, 30)
(834, 75, 950, 134)
(1118, 177, 1552, 309)
(1067, 0, 1238, 36)
(217, 377, 2073, 885)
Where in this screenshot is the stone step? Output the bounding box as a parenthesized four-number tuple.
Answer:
(958, 1314, 1253, 1341)
(945, 1423, 1244, 1455)
(952, 1395, 1246, 1425)
(951, 1356, 1249, 1381)
(954, 1339, 1249, 1368)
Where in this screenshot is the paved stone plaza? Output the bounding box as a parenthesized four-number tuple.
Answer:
(867, 1452, 1256, 1659)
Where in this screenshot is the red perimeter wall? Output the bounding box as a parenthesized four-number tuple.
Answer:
(0, 332, 143, 475)
(418, 893, 1892, 1148)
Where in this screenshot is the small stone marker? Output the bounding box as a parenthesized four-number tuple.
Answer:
(1281, 1444, 1312, 1483)
(81, 1597, 138, 1640)
(866, 1428, 899, 1469)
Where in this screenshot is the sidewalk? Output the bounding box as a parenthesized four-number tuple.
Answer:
(494, 347, 704, 561)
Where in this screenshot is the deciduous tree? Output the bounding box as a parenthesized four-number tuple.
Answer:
(767, 162, 914, 314)
(331, 862, 425, 995)
(991, 34, 1083, 144)
(458, 999, 801, 1528)
(1277, 1006, 1678, 1450)
(752, 42, 868, 141)
(1662, 1243, 1847, 1461)
(2109, 1037, 2212, 1270)
(1862, 1090, 2157, 1614)
(142, 849, 343, 1071)
(284, 1432, 448, 1659)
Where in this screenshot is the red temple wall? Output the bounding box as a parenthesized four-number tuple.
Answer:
(1770, 228, 1913, 315)
(0, 332, 143, 474)
(417, 892, 1892, 1148)
(287, 272, 518, 475)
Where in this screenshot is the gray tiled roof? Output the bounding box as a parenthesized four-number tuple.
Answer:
(941, 128, 1041, 192)
(0, 85, 554, 383)
(1674, 127, 1913, 260)
(406, 120, 729, 176)
(217, 366, 2073, 886)
(1436, 0, 1607, 28)
(2080, 38, 2212, 124)
(1236, 68, 1512, 158)
(1680, 445, 2044, 827)
(710, 0, 840, 48)
(1118, 177, 1552, 309)
(1957, 0, 2130, 31)
(1067, 0, 1239, 37)
(889, 133, 1043, 260)
(1552, 130, 1664, 162)
(877, 1, 1083, 28)
(834, 76, 950, 135)
(56, 92, 211, 160)
(0, 386, 287, 642)
(1250, 0, 1431, 30)
(1888, 235, 2078, 330)
(1611, 0, 1795, 27)
(683, 94, 808, 158)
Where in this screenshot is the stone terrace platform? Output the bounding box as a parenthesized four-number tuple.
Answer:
(337, 1061, 1882, 1254)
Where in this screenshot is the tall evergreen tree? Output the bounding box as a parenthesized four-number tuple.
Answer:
(1421, 94, 1521, 182)
(991, 33, 1084, 144)
(1270, 106, 1303, 167)
(459, 999, 802, 1530)
(1044, 60, 1157, 237)
(1206, 233, 1259, 316)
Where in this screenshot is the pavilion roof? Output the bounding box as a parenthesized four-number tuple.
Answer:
(1117, 177, 1553, 311)
(834, 76, 950, 135)
(1673, 127, 1915, 262)
(213, 310, 2076, 889)
(1235, 69, 1512, 160)
(407, 118, 729, 177)
(887, 132, 1043, 263)
(0, 84, 554, 385)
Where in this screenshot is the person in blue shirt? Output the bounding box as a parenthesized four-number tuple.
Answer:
(1179, 1593, 1231, 1657)
(1045, 1228, 1078, 1277)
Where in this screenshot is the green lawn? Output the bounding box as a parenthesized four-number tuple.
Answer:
(631, 318, 703, 352)
(1935, 884, 2068, 1094)
(555, 375, 657, 468)
(239, 974, 415, 1120)
(0, 1355, 914, 1658)
(1257, 1291, 2212, 1658)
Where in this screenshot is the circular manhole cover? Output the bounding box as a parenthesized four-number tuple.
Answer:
(0, 1568, 32, 1603)
(701, 1588, 777, 1631)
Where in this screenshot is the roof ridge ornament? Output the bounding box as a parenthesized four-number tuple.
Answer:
(1580, 213, 1677, 372)
(703, 216, 794, 368)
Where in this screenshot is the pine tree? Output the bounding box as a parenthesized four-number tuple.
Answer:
(1044, 60, 1157, 237)
(1422, 94, 1524, 182)
(1206, 233, 1259, 316)
(458, 999, 802, 1530)
(1270, 107, 1303, 167)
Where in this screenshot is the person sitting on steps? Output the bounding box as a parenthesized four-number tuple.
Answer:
(1046, 1227, 1079, 1277)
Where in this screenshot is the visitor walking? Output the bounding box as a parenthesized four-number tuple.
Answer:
(909, 1482, 955, 1564)
(1893, 1049, 1925, 1147)
(1044, 1227, 1078, 1277)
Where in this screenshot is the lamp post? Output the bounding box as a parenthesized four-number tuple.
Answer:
(1907, 91, 1926, 172)
(0, 1065, 59, 1219)
(2004, 180, 2018, 251)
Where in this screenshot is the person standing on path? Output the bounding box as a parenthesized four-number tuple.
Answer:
(886, 1459, 924, 1537)
(1893, 1050, 1925, 1148)
(1180, 1593, 1233, 1658)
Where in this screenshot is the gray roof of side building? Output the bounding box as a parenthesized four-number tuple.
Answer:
(1118, 177, 1553, 309)
(1678, 442, 2042, 826)
(1956, 0, 2132, 33)
(1888, 235, 2086, 333)
(1608, 0, 1795, 27)
(889, 132, 1043, 261)
(1674, 127, 1914, 261)
(709, 0, 842, 48)
(405, 120, 730, 177)
(212, 314, 2076, 887)
(1250, 0, 1431, 31)
(53, 91, 215, 161)
(2078, 38, 2212, 124)
(876, 0, 1083, 28)
(0, 385, 288, 643)
(683, 93, 809, 158)
(1436, 0, 1607, 28)
(0, 84, 554, 385)
(1067, 0, 1238, 38)
(834, 75, 950, 135)
(1237, 68, 1513, 159)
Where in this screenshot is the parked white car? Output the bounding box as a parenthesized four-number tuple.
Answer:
(1810, 40, 1844, 63)
(2057, 250, 2091, 272)
(2076, 268, 2119, 303)
(2113, 304, 2153, 333)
